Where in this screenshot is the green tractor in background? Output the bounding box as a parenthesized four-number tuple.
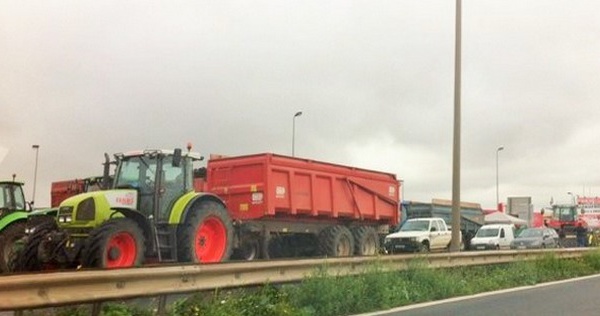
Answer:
(14, 147, 233, 271)
(0, 180, 42, 273)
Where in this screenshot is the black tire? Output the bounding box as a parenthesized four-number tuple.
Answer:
(319, 225, 355, 257)
(232, 237, 260, 261)
(351, 226, 379, 256)
(82, 218, 145, 269)
(177, 200, 233, 263)
(419, 241, 430, 252)
(11, 220, 58, 272)
(0, 221, 26, 273)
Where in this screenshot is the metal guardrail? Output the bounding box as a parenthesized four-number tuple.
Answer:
(0, 248, 591, 311)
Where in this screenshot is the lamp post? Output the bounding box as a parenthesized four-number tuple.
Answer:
(496, 146, 504, 210)
(450, 0, 462, 252)
(292, 111, 302, 157)
(567, 191, 576, 205)
(32, 144, 40, 206)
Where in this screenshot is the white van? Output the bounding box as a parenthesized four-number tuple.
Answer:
(469, 224, 515, 250)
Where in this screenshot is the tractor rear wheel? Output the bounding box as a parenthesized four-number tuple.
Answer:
(10, 219, 58, 272)
(351, 226, 379, 256)
(319, 225, 355, 257)
(0, 221, 26, 273)
(82, 219, 145, 269)
(178, 201, 233, 263)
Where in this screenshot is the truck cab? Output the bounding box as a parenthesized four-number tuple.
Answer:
(384, 217, 454, 253)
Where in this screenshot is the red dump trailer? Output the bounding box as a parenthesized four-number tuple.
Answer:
(50, 176, 109, 207)
(205, 153, 400, 259)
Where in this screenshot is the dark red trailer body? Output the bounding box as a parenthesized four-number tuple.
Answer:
(50, 177, 107, 207)
(51, 180, 87, 208)
(206, 153, 399, 225)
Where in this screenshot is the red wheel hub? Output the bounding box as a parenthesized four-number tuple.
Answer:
(105, 232, 137, 268)
(195, 216, 227, 262)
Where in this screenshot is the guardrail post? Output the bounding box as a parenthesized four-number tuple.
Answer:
(157, 295, 168, 316)
(91, 302, 102, 316)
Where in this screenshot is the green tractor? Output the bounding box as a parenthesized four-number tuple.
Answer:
(15, 148, 233, 270)
(0, 181, 34, 272)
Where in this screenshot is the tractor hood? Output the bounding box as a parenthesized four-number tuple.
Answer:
(57, 189, 138, 226)
(60, 189, 138, 210)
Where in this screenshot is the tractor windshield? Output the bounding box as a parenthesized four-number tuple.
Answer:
(0, 183, 26, 210)
(114, 156, 158, 191)
(554, 206, 576, 222)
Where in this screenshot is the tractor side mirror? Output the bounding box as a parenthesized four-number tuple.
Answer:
(173, 148, 182, 167)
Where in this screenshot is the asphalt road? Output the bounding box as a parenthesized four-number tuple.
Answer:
(359, 274, 600, 316)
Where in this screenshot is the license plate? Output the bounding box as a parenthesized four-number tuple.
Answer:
(395, 245, 405, 249)
(476, 246, 485, 250)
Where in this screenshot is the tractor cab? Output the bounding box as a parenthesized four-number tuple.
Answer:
(112, 149, 200, 221)
(548, 204, 579, 233)
(0, 181, 27, 215)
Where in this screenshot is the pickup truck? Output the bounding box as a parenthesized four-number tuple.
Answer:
(384, 217, 460, 253)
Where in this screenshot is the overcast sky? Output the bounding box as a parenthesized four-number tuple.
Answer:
(2, 1, 599, 210)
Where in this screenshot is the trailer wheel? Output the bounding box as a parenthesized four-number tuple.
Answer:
(319, 226, 355, 257)
(232, 238, 260, 261)
(0, 221, 26, 273)
(82, 219, 145, 269)
(178, 201, 233, 263)
(351, 226, 379, 256)
(10, 219, 58, 272)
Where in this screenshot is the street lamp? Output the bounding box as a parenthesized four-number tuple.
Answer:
(450, 0, 462, 252)
(496, 146, 504, 210)
(567, 192, 576, 205)
(32, 144, 40, 206)
(292, 111, 303, 157)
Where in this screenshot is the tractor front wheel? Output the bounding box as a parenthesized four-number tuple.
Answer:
(82, 219, 145, 269)
(0, 221, 26, 273)
(178, 201, 233, 263)
(10, 219, 58, 272)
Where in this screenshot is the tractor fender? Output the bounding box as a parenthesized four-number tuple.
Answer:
(0, 211, 28, 231)
(168, 192, 227, 224)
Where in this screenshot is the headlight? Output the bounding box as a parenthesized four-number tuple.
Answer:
(58, 215, 73, 223)
(75, 197, 95, 221)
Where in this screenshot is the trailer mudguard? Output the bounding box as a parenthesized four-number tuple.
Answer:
(0, 211, 28, 231)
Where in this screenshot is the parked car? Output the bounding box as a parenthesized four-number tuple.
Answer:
(384, 217, 459, 253)
(510, 227, 559, 249)
(470, 224, 515, 250)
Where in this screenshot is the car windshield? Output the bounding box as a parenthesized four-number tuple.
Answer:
(476, 228, 499, 238)
(518, 229, 542, 238)
(399, 220, 429, 232)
